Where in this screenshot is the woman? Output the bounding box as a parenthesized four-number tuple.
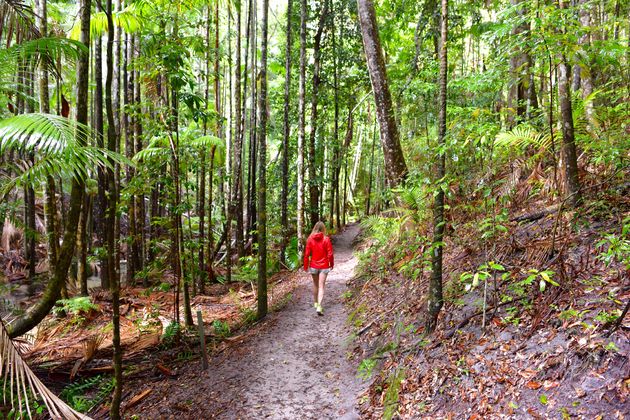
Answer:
(303, 221, 334, 315)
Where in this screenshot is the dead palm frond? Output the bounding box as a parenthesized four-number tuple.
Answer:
(0, 316, 91, 419)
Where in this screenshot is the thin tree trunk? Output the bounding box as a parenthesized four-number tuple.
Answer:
(37, 0, 59, 276)
(308, 1, 329, 227)
(330, 4, 339, 229)
(257, 0, 269, 319)
(125, 33, 138, 285)
(557, 0, 581, 207)
(280, 0, 293, 265)
(366, 120, 377, 215)
(231, 0, 242, 266)
(297, 0, 307, 253)
(77, 193, 89, 296)
(105, 0, 122, 417)
(426, 0, 448, 335)
(356, 0, 408, 188)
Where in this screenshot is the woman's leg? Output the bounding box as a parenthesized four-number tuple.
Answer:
(311, 273, 319, 304)
(317, 271, 328, 306)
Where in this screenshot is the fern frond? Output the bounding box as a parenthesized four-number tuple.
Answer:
(495, 125, 555, 155)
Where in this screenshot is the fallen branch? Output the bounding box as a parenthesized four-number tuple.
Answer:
(511, 205, 559, 223)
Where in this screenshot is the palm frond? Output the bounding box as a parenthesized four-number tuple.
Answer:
(11, 36, 87, 64)
(0, 113, 132, 195)
(69, 4, 142, 40)
(495, 125, 554, 155)
(133, 146, 171, 163)
(0, 113, 89, 155)
(0, 316, 90, 419)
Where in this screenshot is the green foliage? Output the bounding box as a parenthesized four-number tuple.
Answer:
(161, 322, 181, 346)
(596, 217, 630, 271)
(52, 297, 99, 325)
(285, 237, 301, 270)
(357, 357, 377, 380)
(212, 320, 231, 338)
(382, 369, 405, 420)
(60, 375, 114, 413)
(0, 113, 131, 195)
(460, 261, 505, 292)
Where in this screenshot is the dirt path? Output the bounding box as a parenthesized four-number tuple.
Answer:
(130, 223, 365, 419)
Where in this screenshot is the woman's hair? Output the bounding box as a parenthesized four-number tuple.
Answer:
(311, 221, 326, 235)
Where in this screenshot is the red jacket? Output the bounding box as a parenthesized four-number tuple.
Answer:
(303, 232, 334, 270)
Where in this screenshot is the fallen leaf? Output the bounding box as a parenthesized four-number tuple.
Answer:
(526, 381, 542, 390)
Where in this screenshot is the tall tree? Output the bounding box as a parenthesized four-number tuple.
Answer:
(280, 0, 293, 265)
(307, 1, 329, 227)
(297, 0, 307, 252)
(230, 0, 242, 267)
(105, 0, 123, 417)
(356, 0, 408, 188)
(257, 0, 269, 319)
(557, 0, 581, 207)
(425, 0, 448, 334)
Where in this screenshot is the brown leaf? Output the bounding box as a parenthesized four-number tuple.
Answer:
(156, 363, 176, 377)
(526, 380, 542, 390)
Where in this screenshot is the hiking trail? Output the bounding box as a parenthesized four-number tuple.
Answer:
(130, 223, 365, 419)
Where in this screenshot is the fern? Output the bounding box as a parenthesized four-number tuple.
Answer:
(495, 125, 554, 155)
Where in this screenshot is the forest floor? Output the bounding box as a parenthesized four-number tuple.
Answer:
(126, 223, 366, 419)
(347, 186, 630, 419)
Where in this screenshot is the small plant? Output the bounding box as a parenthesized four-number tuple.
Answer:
(162, 321, 181, 346)
(53, 297, 99, 317)
(60, 375, 113, 413)
(357, 358, 377, 380)
(212, 320, 231, 338)
(594, 310, 620, 324)
(459, 261, 505, 292)
(382, 368, 405, 420)
(597, 218, 630, 276)
(52, 297, 99, 325)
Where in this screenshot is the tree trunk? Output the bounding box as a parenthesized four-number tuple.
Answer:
(330, 5, 339, 229)
(257, 0, 269, 320)
(308, 1, 329, 227)
(557, 0, 581, 207)
(425, 0, 448, 335)
(104, 0, 123, 417)
(231, 0, 242, 265)
(297, 0, 307, 253)
(356, 0, 408, 188)
(280, 0, 293, 265)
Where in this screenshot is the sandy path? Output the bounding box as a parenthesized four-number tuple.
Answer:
(131, 223, 365, 419)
